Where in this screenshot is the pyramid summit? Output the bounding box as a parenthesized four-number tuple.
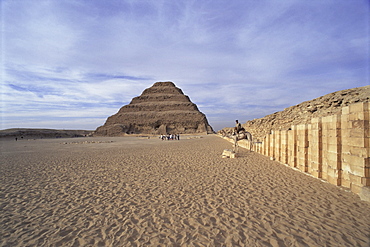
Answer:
(94, 81, 214, 136)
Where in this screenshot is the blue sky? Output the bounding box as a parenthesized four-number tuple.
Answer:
(1, 0, 369, 131)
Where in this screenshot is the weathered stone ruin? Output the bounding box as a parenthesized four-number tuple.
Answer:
(220, 85, 370, 141)
(219, 85, 370, 201)
(94, 81, 214, 136)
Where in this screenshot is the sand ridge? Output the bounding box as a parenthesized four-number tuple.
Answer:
(1, 135, 369, 246)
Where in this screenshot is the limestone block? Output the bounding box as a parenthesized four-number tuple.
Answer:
(341, 162, 355, 175)
(341, 169, 351, 179)
(309, 153, 321, 161)
(310, 139, 320, 146)
(340, 121, 350, 130)
(366, 166, 370, 176)
(342, 120, 369, 130)
(258, 142, 263, 152)
(342, 105, 350, 115)
(327, 176, 341, 186)
(348, 173, 362, 184)
(288, 156, 296, 168)
(296, 124, 307, 131)
(322, 115, 341, 124)
(323, 136, 339, 144)
(307, 166, 312, 174)
(341, 131, 350, 139)
(324, 131, 340, 139)
(348, 128, 366, 138)
(327, 167, 341, 179)
(342, 154, 369, 168)
(288, 131, 295, 140)
(347, 164, 370, 177)
(341, 145, 350, 154)
(222, 149, 237, 158)
(350, 183, 364, 194)
(309, 147, 319, 155)
(297, 138, 308, 146)
(361, 177, 370, 186)
(350, 119, 369, 129)
(297, 156, 305, 164)
(341, 179, 351, 188)
(311, 117, 322, 124)
(327, 143, 340, 153)
(281, 131, 288, 143)
(345, 169, 355, 179)
(325, 152, 340, 164)
(298, 164, 308, 173)
(281, 151, 288, 164)
(256, 143, 263, 153)
(345, 137, 366, 148)
(349, 102, 368, 113)
(349, 112, 366, 121)
(310, 129, 320, 137)
(310, 161, 321, 171)
(343, 146, 369, 157)
(309, 170, 322, 178)
(296, 153, 304, 161)
(359, 186, 370, 203)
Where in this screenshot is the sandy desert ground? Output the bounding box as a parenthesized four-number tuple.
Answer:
(1, 135, 369, 246)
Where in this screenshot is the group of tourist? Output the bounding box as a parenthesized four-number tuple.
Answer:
(160, 134, 180, 141)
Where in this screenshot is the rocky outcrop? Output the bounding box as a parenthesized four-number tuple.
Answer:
(219, 85, 370, 141)
(94, 81, 214, 136)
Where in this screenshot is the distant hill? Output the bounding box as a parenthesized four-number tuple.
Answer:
(219, 85, 370, 141)
(0, 128, 93, 140)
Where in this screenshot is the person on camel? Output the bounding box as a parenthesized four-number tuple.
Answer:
(235, 120, 245, 134)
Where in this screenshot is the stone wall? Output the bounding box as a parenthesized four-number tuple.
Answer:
(223, 102, 370, 202)
(239, 85, 370, 141)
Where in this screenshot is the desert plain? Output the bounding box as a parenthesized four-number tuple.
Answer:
(1, 135, 369, 246)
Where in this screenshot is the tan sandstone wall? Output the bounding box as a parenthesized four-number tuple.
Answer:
(224, 102, 370, 201)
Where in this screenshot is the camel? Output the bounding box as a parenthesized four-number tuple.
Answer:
(229, 130, 253, 152)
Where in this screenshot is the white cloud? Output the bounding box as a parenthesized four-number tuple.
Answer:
(1, 0, 369, 130)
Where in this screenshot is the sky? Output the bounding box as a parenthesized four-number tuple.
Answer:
(1, 0, 369, 131)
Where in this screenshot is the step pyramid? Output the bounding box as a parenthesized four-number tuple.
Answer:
(94, 81, 214, 136)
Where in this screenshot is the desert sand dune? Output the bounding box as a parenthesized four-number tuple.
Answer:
(1, 135, 369, 246)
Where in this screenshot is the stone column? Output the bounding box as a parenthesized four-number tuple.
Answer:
(281, 130, 289, 165)
(270, 131, 275, 159)
(341, 102, 370, 195)
(261, 136, 265, 155)
(275, 130, 281, 162)
(288, 126, 297, 168)
(322, 115, 342, 185)
(297, 124, 309, 172)
(308, 118, 322, 178)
